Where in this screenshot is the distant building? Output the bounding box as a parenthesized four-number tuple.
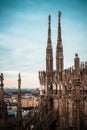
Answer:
(21, 95, 39, 108)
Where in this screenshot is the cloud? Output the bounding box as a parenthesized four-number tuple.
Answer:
(0, 0, 87, 88)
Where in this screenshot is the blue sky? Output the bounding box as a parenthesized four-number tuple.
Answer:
(0, 0, 87, 88)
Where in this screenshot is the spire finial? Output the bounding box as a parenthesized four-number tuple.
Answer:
(48, 15, 51, 25)
(47, 14, 52, 45)
(58, 11, 61, 20)
(18, 73, 21, 88)
(57, 11, 62, 43)
(74, 53, 80, 73)
(1, 73, 4, 84)
(18, 73, 21, 80)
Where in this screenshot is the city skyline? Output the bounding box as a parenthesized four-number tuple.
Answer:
(0, 0, 87, 88)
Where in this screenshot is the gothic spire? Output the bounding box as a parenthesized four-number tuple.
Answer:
(17, 73, 22, 130)
(18, 73, 21, 89)
(46, 14, 53, 72)
(56, 11, 64, 78)
(0, 73, 4, 102)
(47, 14, 52, 47)
(57, 11, 62, 46)
(0, 73, 8, 128)
(74, 53, 80, 76)
(17, 73, 22, 119)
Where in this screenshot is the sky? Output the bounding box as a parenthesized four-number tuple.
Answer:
(0, 0, 87, 88)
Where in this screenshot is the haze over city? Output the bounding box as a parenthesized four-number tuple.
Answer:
(0, 0, 87, 88)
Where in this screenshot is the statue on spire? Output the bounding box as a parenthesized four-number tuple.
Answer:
(18, 73, 21, 88)
(47, 14, 52, 47)
(58, 11, 61, 20)
(48, 15, 51, 25)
